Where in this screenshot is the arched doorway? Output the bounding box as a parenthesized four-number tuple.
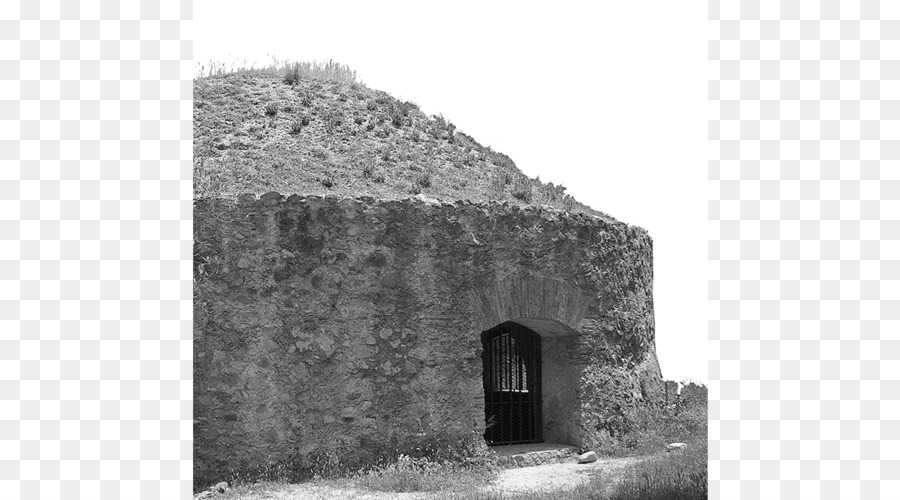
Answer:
(481, 321, 542, 445)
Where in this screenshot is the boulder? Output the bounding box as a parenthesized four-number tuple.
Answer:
(577, 451, 597, 464)
(213, 481, 229, 493)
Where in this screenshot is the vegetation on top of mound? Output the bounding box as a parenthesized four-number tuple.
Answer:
(194, 59, 613, 220)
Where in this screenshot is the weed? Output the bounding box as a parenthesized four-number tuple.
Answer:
(365, 122, 375, 132)
(373, 173, 385, 183)
(283, 65, 301, 85)
(511, 176, 533, 202)
(322, 109, 343, 133)
(430, 114, 456, 142)
(354, 116, 364, 125)
(366, 100, 377, 111)
(311, 148, 328, 160)
(289, 121, 303, 135)
(362, 163, 375, 178)
(300, 91, 312, 107)
(319, 175, 335, 188)
(264, 102, 278, 116)
(415, 171, 432, 189)
(489, 170, 507, 199)
(300, 115, 310, 126)
(410, 129, 421, 142)
(194, 156, 225, 199)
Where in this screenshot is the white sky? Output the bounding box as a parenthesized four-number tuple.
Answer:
(195, 0, 708, 382)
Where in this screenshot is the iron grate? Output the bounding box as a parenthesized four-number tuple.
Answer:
(482, 322, 543, 445)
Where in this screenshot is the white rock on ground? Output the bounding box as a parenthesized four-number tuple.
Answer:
(577, 451, 597, 464)
(666, 443, 687, 452)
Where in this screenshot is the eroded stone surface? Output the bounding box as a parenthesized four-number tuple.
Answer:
(193, 195, 663, 487)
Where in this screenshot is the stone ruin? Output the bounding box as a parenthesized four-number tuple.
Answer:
(193, 192, 664, 486)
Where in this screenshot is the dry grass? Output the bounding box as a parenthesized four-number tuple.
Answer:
(355, 455, 495, 493)
(196, 381, 706, 499)
(607, 445, 707, 500)
(193, 60, 613, 220)
(196, 58, 359, 83)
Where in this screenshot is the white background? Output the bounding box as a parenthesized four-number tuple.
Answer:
(194, 0, 707, 382)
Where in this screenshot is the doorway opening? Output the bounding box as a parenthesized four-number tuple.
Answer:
(481, 321, 542, 445)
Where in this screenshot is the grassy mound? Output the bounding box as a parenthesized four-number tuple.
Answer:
(194, 60, 612, 220)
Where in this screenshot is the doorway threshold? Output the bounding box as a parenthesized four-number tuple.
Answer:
(491, 442, 579, 467)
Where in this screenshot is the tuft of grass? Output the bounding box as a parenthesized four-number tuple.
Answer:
(289, 121, 303, 135)
(362, 163, 375, 178)
(194, 157, 224, 199)
(264, 102, 278, 117)
(415, 171, 432, 189)
(283, 65, 301, 85)
(357, 455, 494, 494)
(300, 115, 310, 126)
(510, 176, 533, 202)
(319, 175, 335, 188)
(299, 91, 312, 107)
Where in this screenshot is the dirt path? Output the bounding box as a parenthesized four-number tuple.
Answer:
(207, 455, 649, 500)
(489, 456, 647, 496)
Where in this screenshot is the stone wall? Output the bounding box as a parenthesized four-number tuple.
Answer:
(193, 193, 663, 486)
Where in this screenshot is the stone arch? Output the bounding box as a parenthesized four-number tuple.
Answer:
(470, 275, 591, 333)
(471, 275, 590, 445)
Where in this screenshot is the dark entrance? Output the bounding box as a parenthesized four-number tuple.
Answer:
(481, 322, 542, 445)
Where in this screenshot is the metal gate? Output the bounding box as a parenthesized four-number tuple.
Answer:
(481, 322, 542, 445)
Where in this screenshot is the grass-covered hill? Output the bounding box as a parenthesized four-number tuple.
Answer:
(194, 61, 612, 220)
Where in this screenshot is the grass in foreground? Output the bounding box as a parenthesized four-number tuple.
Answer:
(355, 454, 495, 493)
(204, 382, 707, 499)
(608, 445, 707, 500)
